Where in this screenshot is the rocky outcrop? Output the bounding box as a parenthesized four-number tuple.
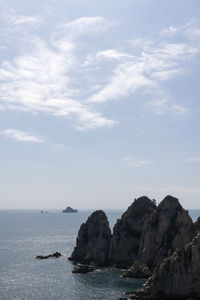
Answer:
(72, 264, 96, 274)
(62, 206, 77, 213)
(129, 232, 200, 300)
(121, 261, 151, 279)
(108, 196, 156, 267)
(139, 195, 194, 270)
(35, 252, 62, 259)
(69, 210, 111, 266)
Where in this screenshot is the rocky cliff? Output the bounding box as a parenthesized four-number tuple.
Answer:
(129, 232, 200, 300)
(69, 210, 111, 266)
(139, 195, 194, 270)
(69, 195, 195, 273)
(195, 216, 200, 232)
(108, 196, 156, 267)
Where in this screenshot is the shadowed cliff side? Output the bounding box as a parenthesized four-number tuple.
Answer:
(68, 210, 111, 266)
(139, 195, 194, 270)
(129, 232, 200, 300)
(108, 196, 156, 267)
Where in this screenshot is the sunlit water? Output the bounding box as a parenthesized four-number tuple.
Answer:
(0, 209, 199, 300)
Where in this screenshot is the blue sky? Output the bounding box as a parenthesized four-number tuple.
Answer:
(0, 0, 200, 209)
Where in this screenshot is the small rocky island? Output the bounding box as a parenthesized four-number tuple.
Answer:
(62, 206, 77, 213)
(69, 195, 200, 300)
(36, 252, 62, 259)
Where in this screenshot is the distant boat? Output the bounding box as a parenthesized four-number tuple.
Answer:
(62, 207, 78, 213)
(40, 210, 49, 213)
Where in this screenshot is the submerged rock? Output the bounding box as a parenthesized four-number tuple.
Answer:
(108, 196, 156, 267)
(129, 232, 200, 300)
(35, 252, 62, 259)
(72, 264, 96, 274)
(121, 261, 152, 279)
(69, 210, 111, 266)
(139, 195, 194, 270)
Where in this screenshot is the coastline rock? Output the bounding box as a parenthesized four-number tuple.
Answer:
(108, 196, 156, 267)
(121, 261, 152, 279)
(72, 264, 96, 274)
(139, 195, 194, 270)
(69, 210, 111, 266)
(194, 216, 200, 232)
(129, 232, 200, 300)
(35, 252, 62, 259)
(62, 206, 77, 213)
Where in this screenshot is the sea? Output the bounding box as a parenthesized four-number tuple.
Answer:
(0, 209, 199, 300)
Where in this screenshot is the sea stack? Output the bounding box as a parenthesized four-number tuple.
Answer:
(69, 210, 111, 266)
(108, 196, 156, 267)
(139, 195, 194, 270)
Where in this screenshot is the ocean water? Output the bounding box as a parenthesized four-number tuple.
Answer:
(0, 209, 199, 300)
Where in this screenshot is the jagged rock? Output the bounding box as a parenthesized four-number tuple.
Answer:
(69, 210, 111, 266)
(129, 232, 200, 300)
(108, 196, 156, 267)
(121, 261, 152, 279)
(35, 252, 62, 259)
(194, 216, 200, 232)
(72, 264, 96, 274)
(139, 195, 194, 270)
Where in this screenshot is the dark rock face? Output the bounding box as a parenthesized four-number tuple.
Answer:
(129, 232, 200, 300)
(121, 261, 152, 279)
(69, 210, 111, 266)
(108, 197, 156, 267)
(194, 216, 200, 232)
(139, 195, 194, 270)
(35, 252, 62, 259)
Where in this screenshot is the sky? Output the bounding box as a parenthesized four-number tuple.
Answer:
(0, 0, 200, 209)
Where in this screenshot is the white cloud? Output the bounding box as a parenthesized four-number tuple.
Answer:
(122, 157, 154, 168)
(52, 16, 112, 42)
(89, 40, 199, 103)
(0, 15, 199, 129)
(148, 99, 188, 115)
(10, 15, 43, 26)
(161, 20, 200, 41)
(161, 25, 180, 37)
(83, 49, 132, 66)
(0, 26, 116, 130)
(90, 61, 156, 103)
(0, 129, 45, 143)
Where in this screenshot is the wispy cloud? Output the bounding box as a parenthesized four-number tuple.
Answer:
(0, 12, 200, 130)
(53, 16, 112, 41)
(122, 157, 154, 168)
(10, 15, 43, 27)
(148, 99, 189, 115)
(0, 17, 116, 130)
(186, 157, 200, 163)
(0, 129, 45, 143)
(89, 40, 199, 104)
(161, 20, 200, 41)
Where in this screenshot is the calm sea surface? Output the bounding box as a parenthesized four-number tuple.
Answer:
(0, 209, 199, 300)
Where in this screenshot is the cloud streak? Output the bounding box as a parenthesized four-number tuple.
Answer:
(89, 41, 199, 105)
(122, 157, 154, 168)
(0, 129, 45, 143)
